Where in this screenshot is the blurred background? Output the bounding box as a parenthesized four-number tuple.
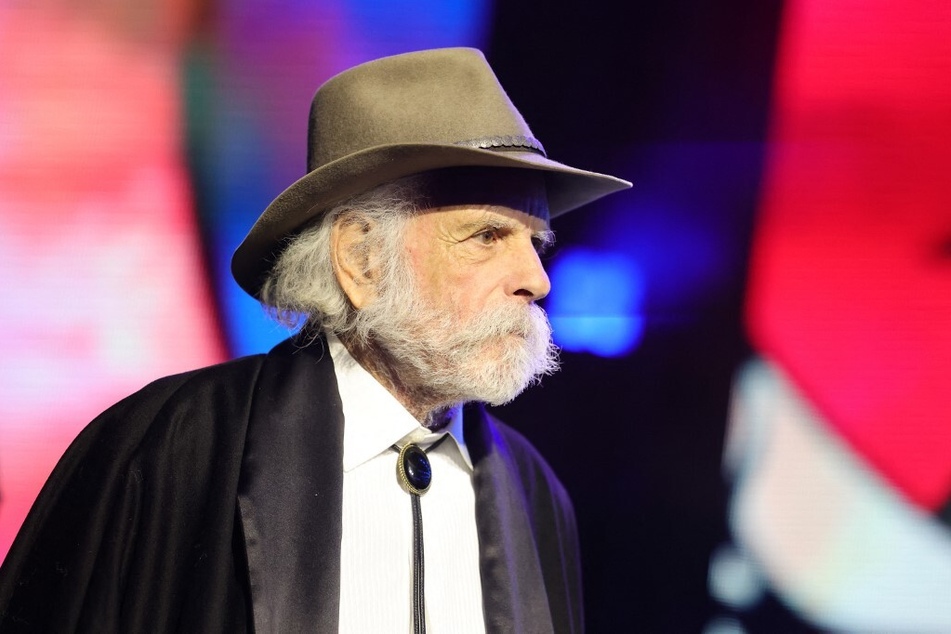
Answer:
(1, 0, 949, 631)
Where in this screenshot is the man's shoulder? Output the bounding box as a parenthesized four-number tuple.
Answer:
(0, 352, 281, 629)
(120, 352, 269, 412)
(479, 409, 542, 459)
(473, 406, 573, 505)
(87, 353, 264, 432)
(478, 407, 548, 460)
(64, 351, 277, 466)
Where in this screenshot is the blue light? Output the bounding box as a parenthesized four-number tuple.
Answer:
(200, 0, 494, 358)
(345, 0, 491, 53)
(547, 248, 646, 357)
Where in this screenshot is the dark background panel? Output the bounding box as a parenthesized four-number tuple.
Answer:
(487, 2, 784, 629)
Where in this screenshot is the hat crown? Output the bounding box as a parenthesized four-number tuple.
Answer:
(307, 48, 535, 172)
(232, 47, 631, 299)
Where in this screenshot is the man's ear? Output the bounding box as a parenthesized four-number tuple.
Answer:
(331, 216, 377, 309)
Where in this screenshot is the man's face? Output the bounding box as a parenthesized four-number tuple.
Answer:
(359, 171, 558, 408)
(404, 201, 552, 328)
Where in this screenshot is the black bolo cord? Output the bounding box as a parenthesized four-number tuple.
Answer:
(393, 435, 449, 634)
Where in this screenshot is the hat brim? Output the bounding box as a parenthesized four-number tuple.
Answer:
(232, 143, 632, 298)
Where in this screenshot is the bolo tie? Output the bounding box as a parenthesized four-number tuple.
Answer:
(393, 434, 449, 634)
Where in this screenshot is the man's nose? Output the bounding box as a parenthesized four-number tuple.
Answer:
(510, 239, 551, 301)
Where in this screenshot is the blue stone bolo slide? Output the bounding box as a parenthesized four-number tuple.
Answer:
(394, 436, 448, 634)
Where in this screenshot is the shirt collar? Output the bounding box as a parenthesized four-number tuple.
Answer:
(327, 334, 472, 472)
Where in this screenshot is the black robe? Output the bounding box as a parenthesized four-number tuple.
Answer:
(0, 338, 582, 632)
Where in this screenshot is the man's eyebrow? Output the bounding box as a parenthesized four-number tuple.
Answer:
(454, 215, 520, 234)
(532, 229, 556, 254)
(468, 211, 519, 225)
(455, 216, 554, 247)
(457, 219, 505, 232)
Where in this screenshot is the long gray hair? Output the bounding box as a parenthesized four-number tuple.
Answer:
(258, 175, 426, 339)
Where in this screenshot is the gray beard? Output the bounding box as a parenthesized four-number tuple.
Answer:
(359, 288, 560, 409)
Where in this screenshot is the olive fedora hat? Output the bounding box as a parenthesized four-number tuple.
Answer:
(232, 47, 632, 298)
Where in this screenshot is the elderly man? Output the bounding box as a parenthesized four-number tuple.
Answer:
(0, 48, 629, 632)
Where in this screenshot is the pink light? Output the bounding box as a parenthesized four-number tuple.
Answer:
(0, 6, 226, 561)
(748, 0, 951, 509)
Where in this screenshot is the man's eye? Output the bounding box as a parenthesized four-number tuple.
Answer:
(474, 229, 500, 244)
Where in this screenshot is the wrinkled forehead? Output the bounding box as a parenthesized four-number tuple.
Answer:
(417, 167, 550, 225)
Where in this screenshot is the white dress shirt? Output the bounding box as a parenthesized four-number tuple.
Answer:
(330, 334, 486, 633)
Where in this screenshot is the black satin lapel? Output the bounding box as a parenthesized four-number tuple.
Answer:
(466, 405, 554, 634)
(237, 337, 344, 633)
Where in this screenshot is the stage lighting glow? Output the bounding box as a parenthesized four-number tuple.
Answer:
(746, 0, 951, 510)
(547, 248, 646, 357)
(195, 0, 493, 356)
(0, 5, 226, 562)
